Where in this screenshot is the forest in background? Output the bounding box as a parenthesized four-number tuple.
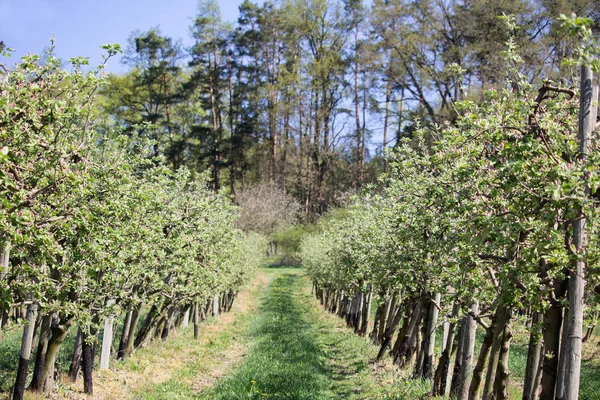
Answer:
(97, 0, 599, 219)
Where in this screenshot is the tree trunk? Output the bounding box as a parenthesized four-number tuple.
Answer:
(29, 314, 53, 391)
(451, 319, 465, 396)
(353, 291, 364, 333)
(82, 330, 94, 395)
(125, 306, 141, 358)
(117, 311, 132, 360)
(423, 292, 441, 379)
(394, 300, 423, 368)
(12, 301, 38, 400)
(414, 324, 425, 378)
(379, 292, 397, 343)
(376, 303, 403, 361)
(540, 277, 568, 400)
(360, 289, 373, 336)
(433, 300, 460, 397)
(483, 303, 510, 400)
(0, 240, 10, 330)
(582, 324, 595, 343)
(370, 294, 385, 344)
(182, 307, 190, 328)
(69, 327, 83, 382)
(414, 295, 431, 378)
(493, 308, 513, 400)
(134, 305, 158, 348)
(161, 307, 174, 340)
(523, 312, 543, 400)
(213, 294, 220, 316)
(469, 315, 496, 400)
(41, 318, 73, 394)
(458, 301, 479, 400)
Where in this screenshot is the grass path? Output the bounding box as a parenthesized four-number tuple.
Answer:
(202, 269, 425, 400)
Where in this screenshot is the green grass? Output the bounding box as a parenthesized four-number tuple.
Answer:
(137, 316, 249, 400)
(202, 270, 431, 400)
(202, 271, 332, 399)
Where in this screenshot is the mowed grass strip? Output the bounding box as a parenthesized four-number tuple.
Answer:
(203, 271, 331, 399)
(204, 270, 432, 400)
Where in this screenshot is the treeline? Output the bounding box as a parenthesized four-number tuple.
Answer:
(99, 0, 600, 218)
(301, 17, 600, 400)
(0, 47, 266, 398)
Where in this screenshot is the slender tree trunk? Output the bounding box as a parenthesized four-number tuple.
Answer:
(383, 76, 391, 154)
(353, 291, 364, 333)
(483, 303, 510, 399)
(394, 300, 423, 368)
(228, 291, 236, 312)
(134, 305, 158, 348)
(353, 22, 362, 187)
(69, 328, 83, 382)
(125, 306, 141, 358)
(434, 301, 460, 397)
(451, 320, 466, 396)
(117, 311, 132, 360)
(30, 314, 53, 390)
(380, 292, 397, 343)
(469, 316, 496, 400)
(582, 324, 595, 343)
(82, 330, 94, 395)
(0, 240, 10, 330)
(391, 303, 411, 356)
(493, 308, 513, 400)
(523, 312, 543, 400)
(414, 324, 425, 378)
(370, 299, 384, 344)
(541, 277, 568, 400)
(182, 307, 190, 328)
(376, 303, 403, 361)
(12, 301, 38, 400)
(414, 295, 431, 378)
(360, 289, 373, 336)
(423, 292, 441, 379)
(161, 307, 174, 340)
(458, 301, 479, 400)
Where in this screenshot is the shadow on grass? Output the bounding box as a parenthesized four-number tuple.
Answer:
(261, 263, 303, 269)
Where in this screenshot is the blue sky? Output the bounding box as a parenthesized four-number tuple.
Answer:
(0, 0, 247, 73)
